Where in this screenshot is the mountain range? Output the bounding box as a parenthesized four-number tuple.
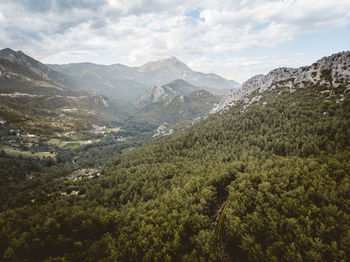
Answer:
(49, 56, 240, 103)
(0, 48, 128, 135)
(0, 49, 349, 262)
(0, 48, 227, 136)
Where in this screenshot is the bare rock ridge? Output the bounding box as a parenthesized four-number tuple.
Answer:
(137, 79, 199, 105)
(211, 51, 350, 114)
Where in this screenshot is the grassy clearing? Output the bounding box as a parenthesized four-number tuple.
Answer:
(47, 138, 100, 149)
(1, 146, 56, 159)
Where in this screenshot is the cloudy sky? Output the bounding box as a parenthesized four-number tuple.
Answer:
(0, 0, 349, 82)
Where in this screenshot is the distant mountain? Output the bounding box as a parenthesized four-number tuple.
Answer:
(49, 57, 240, 103)
(48, 62, 149, 104)
(130, 89, 220, 127)
(137, 79, 200, 105)
(135, 56, 240, 90)
(0, 48, 129, 135)
(211, 51, 350, 114)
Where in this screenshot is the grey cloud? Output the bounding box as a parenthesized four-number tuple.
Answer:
(1, 0, 121, 36)
(9, 0, 107, 13)
(54, 0, 108, 12)
(1, 26, 45, 54)
(55, 21, 87, 34)
(118, 0, 190, 16)
(1, 0, 349, 75)
(89, 20, 108, 30)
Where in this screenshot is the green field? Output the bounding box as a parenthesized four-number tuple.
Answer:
(1, 146, 56, 159)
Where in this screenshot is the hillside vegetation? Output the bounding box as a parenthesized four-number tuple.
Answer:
(130, 90, 220, 128)
(1, 73, 349, 261)
(0, 49, 129, 135)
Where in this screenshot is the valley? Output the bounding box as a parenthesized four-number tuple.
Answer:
(0, 48, 228, 215)
(0, 48, 349, 262)
(2, 0, 350, 260)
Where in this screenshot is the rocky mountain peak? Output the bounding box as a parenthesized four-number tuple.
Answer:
(0, 48, 83, 91)
(0, 48, 53, 83)
(0, 48, 35, 64)
(0, 48, 50, 75)
(136, 79, 199, 105)
(0, 48, 16, 55)
(137, 56, 190, 73)
(211, 51, 350, 114)
(138, 85, 168, 104)
(168, 56, 181, 62)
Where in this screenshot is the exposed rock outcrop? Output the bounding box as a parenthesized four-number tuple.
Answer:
(211, 51, 350, 114)
(137, 79, 199, 105)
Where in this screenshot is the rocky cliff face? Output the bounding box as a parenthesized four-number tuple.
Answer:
(137, 85, 173, 104)
(0, 63, 26, 81)
(211, 51, 350, 114)
(137, 79, 199, 105)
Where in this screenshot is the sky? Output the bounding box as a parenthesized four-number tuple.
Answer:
(0, 0, 349, 83)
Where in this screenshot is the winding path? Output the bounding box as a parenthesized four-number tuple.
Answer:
(215, 200, 230, 262)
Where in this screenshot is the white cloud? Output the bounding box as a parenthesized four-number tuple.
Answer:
(0, 0, 349, 81)
(188, 53, 311, 83)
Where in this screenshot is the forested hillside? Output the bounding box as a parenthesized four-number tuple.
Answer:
(130, 90, 220, 128)
(1, 72, 349, 261)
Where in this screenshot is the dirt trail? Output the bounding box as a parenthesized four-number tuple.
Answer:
(215, 200, 230, 262)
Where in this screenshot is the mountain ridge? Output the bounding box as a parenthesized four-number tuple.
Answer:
(0, 48, 83, 91)
(0, 48, 129, 135)
(49, 55, 240, 103)
(130, 88, 220, 127)
(136, 79, 201, 105)
(211, 51, 350, 114)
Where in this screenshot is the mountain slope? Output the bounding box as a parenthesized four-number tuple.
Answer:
(0, 52, 349, 262)
(49, 62, 148, 103)
(0, 48, 83, 91)
(130, 89, 220, 128)
(136, 79, 200, 105)
(0, 49, 129, 135)
(49, 57, 240, 103)
(90, 51, 350, 261)
(211, 51, 350, 113)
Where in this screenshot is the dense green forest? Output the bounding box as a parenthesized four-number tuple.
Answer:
(0, 81, 349, 261)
